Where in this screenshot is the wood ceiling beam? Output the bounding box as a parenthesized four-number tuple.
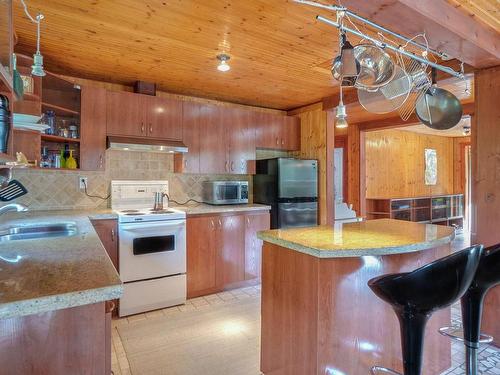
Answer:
(354, 101, 474, 132)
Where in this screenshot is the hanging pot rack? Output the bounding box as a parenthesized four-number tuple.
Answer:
(294, 0, 465, 80)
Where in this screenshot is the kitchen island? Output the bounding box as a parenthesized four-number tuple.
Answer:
(258, 219, 455, 375)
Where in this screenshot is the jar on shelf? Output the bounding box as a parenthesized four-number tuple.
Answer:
(69, 124, 78, 139)
(40, 146, 51, 168)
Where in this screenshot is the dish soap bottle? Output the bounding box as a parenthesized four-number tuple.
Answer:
(66, 150, 77, 169)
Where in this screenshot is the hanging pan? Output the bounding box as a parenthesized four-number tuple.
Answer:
(354, 44, 395, 91)
(357, 65, 411, 114)
(415, 68, 463, 130)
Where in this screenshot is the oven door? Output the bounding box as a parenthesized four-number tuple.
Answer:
(119, 219, 186, 283)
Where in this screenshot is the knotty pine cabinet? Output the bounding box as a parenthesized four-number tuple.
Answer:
(106, 90, 182, 140)
(186, 211, 270, 298)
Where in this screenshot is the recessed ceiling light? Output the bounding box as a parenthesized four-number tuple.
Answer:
(217, 54, 231, 72)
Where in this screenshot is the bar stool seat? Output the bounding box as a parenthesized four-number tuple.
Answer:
(439, 243, 500, 375)
(368, 245, 483, 375)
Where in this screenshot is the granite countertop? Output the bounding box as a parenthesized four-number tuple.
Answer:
(170, 203, 271, 216)
(258, 218, 455, 258)
(0, 210, 123, 319)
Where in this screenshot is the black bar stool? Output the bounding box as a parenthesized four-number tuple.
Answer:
(439, 243, 500, 375)
(368, 245, 483, 375)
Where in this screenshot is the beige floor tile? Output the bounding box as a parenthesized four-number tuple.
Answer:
(127, 313, 147, 324)
(191, 297, 210, 308)
(145, 309, 165, 320)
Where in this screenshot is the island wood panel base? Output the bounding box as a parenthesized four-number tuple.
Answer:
(260, 243, 452, 375)
(0, 302, 108, 375)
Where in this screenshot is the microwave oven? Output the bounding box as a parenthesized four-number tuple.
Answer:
(202, 181, 249, 205)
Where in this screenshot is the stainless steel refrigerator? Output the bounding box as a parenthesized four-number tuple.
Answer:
(253, 158, 318, 229)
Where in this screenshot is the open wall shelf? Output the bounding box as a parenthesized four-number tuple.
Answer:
(366, 194, 464, 229)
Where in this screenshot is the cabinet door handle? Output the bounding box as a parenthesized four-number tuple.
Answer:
(281, 138, 284, 145)
(111, 229, 115, 242)
(230, 161, 234, 171)
(211, 220, 215, 229)
(141, 123, 145, 133)
(149, 124, 153, 134)
(184, 160, 187, 168)
(276, 137, 279, 145)
(225, 161, 228, 172)
(218, 219, 222, 228)
(99, 155, 103, 168)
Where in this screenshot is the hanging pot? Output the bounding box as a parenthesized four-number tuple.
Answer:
(354, 44, 395, 91)
(415, 68, 463, 130)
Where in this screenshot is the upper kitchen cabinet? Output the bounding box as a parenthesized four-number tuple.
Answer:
(255, 112, 300, 151)
(174, 101, 201, 173)
(80, 86, 106, 171)
(106, 91, 143, 137)
(224, 107, 256, 174)
(141, 95, 182, 140)
(106, 90, 182, 140)
(198, 104, 226, 174)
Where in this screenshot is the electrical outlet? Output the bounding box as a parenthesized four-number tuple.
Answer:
(79, 177, 88, 191)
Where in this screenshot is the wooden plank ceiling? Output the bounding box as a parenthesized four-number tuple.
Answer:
(13, 0, 500, 110)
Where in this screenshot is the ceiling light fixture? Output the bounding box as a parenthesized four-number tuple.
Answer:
(20, 0, 46, 76)
(335, 18, 348, 129)
(217, 54, 231, 72)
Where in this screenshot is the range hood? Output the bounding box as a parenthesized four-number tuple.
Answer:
(107, 136, 188, 153)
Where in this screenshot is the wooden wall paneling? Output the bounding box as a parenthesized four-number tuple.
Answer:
(80, 86, 106, 171)
(347, 123, 361, 215)
(12, 129, 40, 163)
(364, 130, 455, 199)
(284, 115, 301, 151)
(471, 65, 500, 345)
(198, 104, 226, 174)
(326, 110, 335, 225)
(106, 90, 143, 137)
(453, 136, 471, 194)
(175, 101, 201, 173)
(186, 216, 218, 298)
(0, 302, 107, 374)
(290, 105, 328, 224)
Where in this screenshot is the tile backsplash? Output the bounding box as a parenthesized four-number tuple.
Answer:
(12, 150, 250, 211)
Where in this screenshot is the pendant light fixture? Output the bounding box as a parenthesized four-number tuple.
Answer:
(216, 54, 231, 72)
(335, 12, 348, 129)
(20, 0, 46, 77)
(335, 85, 348, 129)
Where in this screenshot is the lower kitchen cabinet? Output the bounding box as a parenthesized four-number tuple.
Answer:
(218, 215, 245, 287)
(187, 216, 219, 297)
(0, 302, 111, 374)
(186, 211, 270, 298)
(91, 219, 118, 271)
(244, 212, 270, 280)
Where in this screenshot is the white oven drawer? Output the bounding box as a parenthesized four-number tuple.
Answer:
(119, 275, 186, 317)
(119, 220, 186, 282)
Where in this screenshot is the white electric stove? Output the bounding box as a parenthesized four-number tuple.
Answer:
(111, 181, 187, 317)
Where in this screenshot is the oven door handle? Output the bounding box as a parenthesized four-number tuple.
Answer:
(119, 220, 186, 232)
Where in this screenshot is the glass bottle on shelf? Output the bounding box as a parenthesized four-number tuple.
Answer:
(59, 149, 66, 168)
(40, 146, 51, 168)
(44, 110, 56, 135)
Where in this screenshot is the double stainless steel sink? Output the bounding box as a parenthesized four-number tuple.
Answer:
(0, 222, 78, 242)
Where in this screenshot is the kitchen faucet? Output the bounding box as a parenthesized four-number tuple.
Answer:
(0, 203, 28, 216)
